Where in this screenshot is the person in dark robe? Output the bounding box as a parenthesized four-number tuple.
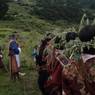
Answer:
(36, 38, 51, 95)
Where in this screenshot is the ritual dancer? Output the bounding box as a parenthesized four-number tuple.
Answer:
(79, 25, 95, 95)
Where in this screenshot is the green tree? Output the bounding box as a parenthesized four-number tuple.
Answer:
(34, 0, 83, 22)
(0, 0, 11, 19)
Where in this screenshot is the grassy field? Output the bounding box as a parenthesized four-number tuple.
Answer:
(0, 2, 63, 95)
(0, 29, 42, 95)
(0, 2, 77, 95)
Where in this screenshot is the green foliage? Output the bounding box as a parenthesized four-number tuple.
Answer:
(0, 3, 8, 19)
(0, 0, 14, 19)
(0, 0, 11, 3)
(0, 2, 58, 33)
(33, 0, 83, 22)
(0, 29, 42, 95)
(80, 0, 95, 9)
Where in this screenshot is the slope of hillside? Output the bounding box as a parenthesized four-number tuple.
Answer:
(0, 1, 78, 34)
(0, 2, 58, 33)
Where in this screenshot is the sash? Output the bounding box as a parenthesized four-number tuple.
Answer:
(56, 55, 70, 68)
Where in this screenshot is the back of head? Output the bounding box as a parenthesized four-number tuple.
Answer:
(39, 37, 51, 55)
(65, 32, 78, 42)
(79, 25, 95, 42)
(10, 34, 16, 41)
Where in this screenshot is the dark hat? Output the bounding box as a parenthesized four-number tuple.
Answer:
(10, 34, 16, 40)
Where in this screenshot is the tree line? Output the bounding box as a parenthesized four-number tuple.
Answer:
(0, 0, 11, 19)
(0, 0, 95, 22)
(33, 0, 95, 22)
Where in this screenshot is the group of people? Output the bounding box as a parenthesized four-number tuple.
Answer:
(32, 25, 95, 95)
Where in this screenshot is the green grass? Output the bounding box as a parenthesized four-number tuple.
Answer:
(0, 65, 42, 95)
(0, 2, 57, 33)
(0, 2, 77, 95)
(0, 29, 42, 95)
(0, 2, 75, 34)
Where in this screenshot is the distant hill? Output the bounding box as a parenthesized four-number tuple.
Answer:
(0, 1, 58, 33)
(0, 0, 95, 33)
(0, 0, 77, 33)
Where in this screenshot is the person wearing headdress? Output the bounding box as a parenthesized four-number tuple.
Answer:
(9, 34, 20, 80)
(79, 25, 95, 95)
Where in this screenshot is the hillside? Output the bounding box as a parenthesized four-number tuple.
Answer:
(0, 1, 56, 33)
(0, 2, 77, 95)
(0, 2, 43, 95)
(0, 1, 80, 34)
(0, 1, 95, 95)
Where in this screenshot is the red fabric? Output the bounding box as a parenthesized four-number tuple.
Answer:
(45, 63, 62, 88)
(47, 60, 59, 75)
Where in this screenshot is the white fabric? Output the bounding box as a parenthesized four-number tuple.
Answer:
(81, 54, 95, 63)
(15, 55, 20, 68)
(15, 47, 21, 68)
(18, 47, 21, 53)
